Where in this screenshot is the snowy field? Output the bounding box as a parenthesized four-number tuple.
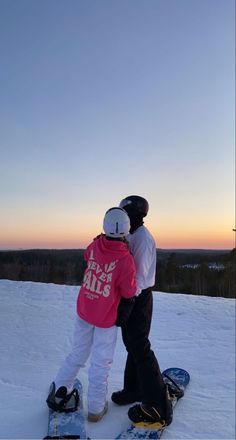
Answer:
(0, 279, 235, 440)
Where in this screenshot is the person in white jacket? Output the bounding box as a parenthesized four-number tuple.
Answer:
(111, 195, 180, 428)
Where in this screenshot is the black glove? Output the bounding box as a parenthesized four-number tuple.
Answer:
(116, 297, 136, 327)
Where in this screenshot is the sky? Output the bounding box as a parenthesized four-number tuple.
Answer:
(0, 280, 235, 439)
(0, 0, 235, 250)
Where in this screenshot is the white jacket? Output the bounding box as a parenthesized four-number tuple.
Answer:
(127, 225, 156, 295)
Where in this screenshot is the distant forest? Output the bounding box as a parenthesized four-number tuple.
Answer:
(0, 248, 235, 298)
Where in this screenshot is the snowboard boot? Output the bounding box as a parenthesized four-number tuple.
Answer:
(128, 386, 173, 429)
(111, 389, 142, 405)
(46, 382, 80, 413)
(87, 401, 108, 422)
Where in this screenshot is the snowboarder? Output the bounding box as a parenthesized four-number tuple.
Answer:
(46, 207, 137, 422)
(111, 195, 182, 428)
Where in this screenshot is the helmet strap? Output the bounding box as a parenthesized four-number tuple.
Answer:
(106, 236, 127, 242)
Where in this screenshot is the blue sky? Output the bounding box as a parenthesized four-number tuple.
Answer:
(0, 0, 235, 249)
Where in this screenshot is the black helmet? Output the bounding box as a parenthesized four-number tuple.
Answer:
(119, 195, 149, 218)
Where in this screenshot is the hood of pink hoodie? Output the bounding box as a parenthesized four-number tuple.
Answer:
(88, 234, 131, 264)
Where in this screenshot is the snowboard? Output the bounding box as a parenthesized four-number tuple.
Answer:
(116, 367, 190, 439)
(44, 379, 87, 439)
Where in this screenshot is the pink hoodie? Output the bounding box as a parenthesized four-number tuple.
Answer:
(77, 235, 137, 328)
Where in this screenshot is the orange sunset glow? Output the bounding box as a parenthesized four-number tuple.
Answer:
(0, 0, 234, 252)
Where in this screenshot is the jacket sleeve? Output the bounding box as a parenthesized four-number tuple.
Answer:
(130, 234, 155, 293)
(118, 254, 137, 298)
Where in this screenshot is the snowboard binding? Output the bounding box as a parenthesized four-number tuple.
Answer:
(163, 372, 184, 400)
(46, 382, 80, 413)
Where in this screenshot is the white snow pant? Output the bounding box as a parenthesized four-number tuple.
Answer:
(54, 316, 118, 414)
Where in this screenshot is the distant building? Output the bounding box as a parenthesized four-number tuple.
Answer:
(181, 263, 225, 271)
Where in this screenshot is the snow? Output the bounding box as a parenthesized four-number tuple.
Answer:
(0, 279, 235, 440)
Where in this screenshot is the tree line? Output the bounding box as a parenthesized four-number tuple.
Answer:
(0, 248, 235, 298)
(156, 249, 235, 298)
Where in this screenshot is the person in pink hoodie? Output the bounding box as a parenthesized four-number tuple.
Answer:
(46, 207, 137, 422)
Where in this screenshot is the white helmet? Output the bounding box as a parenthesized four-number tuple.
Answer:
(103, 207, 130, 238)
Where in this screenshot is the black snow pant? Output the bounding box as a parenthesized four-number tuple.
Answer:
(121, 288, 166, 407)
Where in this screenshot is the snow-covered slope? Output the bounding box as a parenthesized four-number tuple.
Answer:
(0, 280, 235, 439)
